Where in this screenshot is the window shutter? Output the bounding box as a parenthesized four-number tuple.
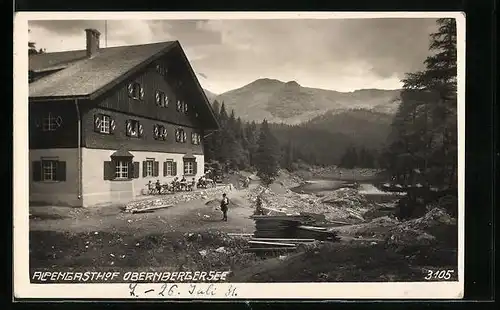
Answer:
(183, 131, 187, 143)
(193, 160, 198, 175)
(110, 118, 116, 134)
(139, 86, 144, 100)
(173, 162, 177, 176)
(125, 120, 131, 136)
(32, 161, 42, 181)
(153, 125, 159, 140)
(132, 161, 140, 179)
(94, 114, 102, 132)
(103, 161, 114, 180)
(162, 128, 168, 140)
(153, 161, 159, 177)
(127, 83, 134, 97)
(138, 123, 144, 137)
(56, 161, 66, 181)
(163, 161, 168, 176)
(155, 91, 160, 106)
(142, 161, 147, 177)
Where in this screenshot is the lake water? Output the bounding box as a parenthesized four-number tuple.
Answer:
(291, 179, 404, 204)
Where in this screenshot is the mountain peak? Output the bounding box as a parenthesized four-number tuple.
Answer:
(251, 78, 282, 85)
(284, 80, 301, 87)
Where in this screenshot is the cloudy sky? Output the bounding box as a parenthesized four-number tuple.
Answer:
(28, 18, 438, 94)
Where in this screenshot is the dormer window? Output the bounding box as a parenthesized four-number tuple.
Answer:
(155, 90, 168, 107)
(127, 82, 144, 100)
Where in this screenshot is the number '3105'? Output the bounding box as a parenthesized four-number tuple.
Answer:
(424, 269, 455, 280)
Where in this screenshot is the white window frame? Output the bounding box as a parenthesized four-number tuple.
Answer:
(42, 160, 57, 181)
(184, 161, 194, 175)
(42, 113, 62, 132)
(145, 159, 154, 177)
(100, 115, 110, 134)
(165, 160, 174, 176)
(115, 160, 129, 179)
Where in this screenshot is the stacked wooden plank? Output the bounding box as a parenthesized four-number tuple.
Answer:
(246, 238, 317, 253)
(249, 215, 340, 253)
(296, 225, 340, 241)
(252, 215, 314, 239)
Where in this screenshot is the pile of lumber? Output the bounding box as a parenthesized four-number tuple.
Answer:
(251, 215, 339, 242)
(297, 225, 340, 241)
(246, 238, 316, 253)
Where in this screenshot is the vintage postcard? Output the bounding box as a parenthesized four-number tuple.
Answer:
(13, 11, 465, 299)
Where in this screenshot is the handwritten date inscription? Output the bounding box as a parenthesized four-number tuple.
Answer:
(129, 283, 238, 298)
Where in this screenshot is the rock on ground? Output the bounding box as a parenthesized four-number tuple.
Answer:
(125, 185, 233, 212)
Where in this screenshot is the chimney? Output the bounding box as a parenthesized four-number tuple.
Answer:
(85, 28, 101, 58)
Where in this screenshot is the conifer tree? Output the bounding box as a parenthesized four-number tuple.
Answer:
(386, 18, 457, 191)
(255, 120, 281, 186)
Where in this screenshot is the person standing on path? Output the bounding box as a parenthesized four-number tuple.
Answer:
(220, 193, 230, 221)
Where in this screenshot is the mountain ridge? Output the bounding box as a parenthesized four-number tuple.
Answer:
(209, 78, 402, 124)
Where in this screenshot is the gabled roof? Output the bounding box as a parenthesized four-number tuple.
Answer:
(29, 40, 220, 130)
(29, 41, 175, 99)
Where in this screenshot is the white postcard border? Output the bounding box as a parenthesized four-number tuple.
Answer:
(13, 11, 466, 299)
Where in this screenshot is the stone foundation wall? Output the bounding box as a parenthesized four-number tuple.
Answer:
(124, 184, 234, 212)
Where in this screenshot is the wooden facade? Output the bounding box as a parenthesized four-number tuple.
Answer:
(29, 38, 218, 207)
(30, 52, 206, 154)
(29, 100, 79, 149)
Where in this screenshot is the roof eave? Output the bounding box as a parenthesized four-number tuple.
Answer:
(29, 95, 90, 102)
(174, 41, 221, 130)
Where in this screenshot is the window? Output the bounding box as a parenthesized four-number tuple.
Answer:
(164, 160, 176, 176)
(42, 112, 62, 131)
(126, 119, 143, 138)
(155, 90, 169, 107)
(153, 124, 167, 141)
(32, 160, 66, 182)
(183, 102, 189, 115)
(176, 100, 182, 112)
(146, 159, 154, 177)
(175, 128, 186, 143)
(42, 160, 56, 181)
(127, 82, 144, 100)
(143, 159, 159, 177)
(191, 132, 201, 145)
(156, 64, 168, 76)
(94, 114, 115, 134)
(104, 152, 140, 181)
(115, 160, 129, 179)
(184, 161, 195, 175)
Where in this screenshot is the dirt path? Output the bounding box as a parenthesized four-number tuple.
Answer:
(30, 185, 257, 236)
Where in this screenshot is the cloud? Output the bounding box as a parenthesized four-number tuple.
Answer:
(28, 18, 440, 93)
